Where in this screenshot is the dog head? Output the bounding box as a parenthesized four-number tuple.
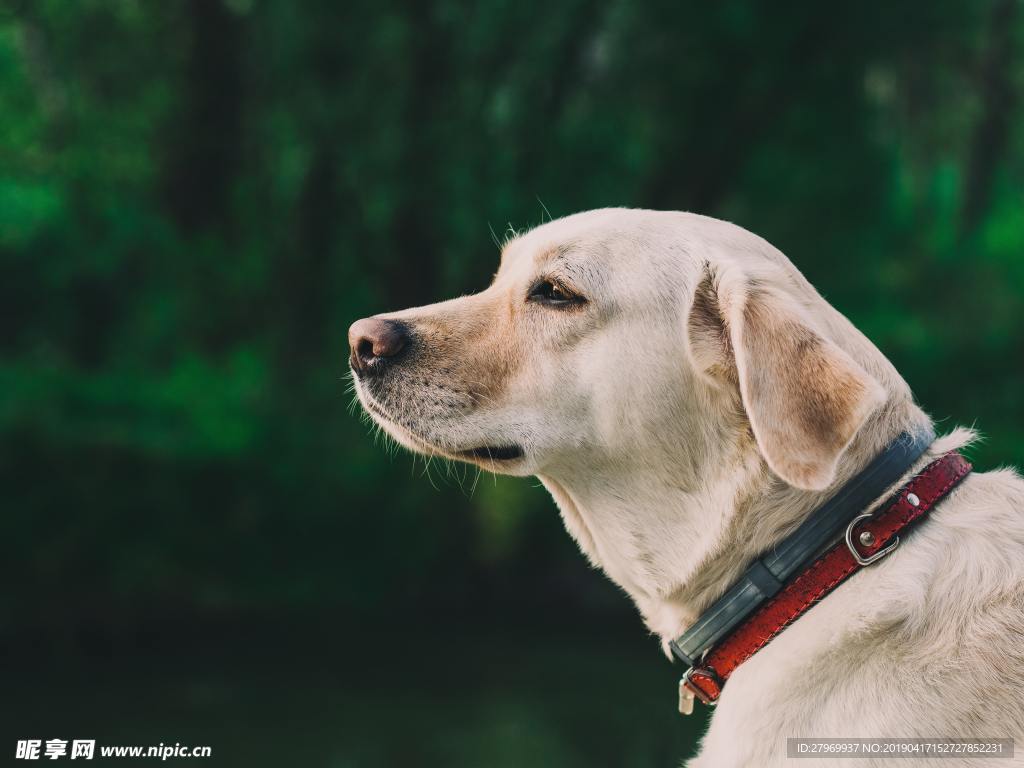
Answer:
(350, 208, 901, 492)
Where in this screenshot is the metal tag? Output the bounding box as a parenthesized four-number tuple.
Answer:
(678, 677, 695, 716)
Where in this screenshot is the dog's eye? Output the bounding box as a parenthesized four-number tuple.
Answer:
(527, 279, 585, 308)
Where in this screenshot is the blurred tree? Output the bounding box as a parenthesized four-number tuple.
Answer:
(0, 0, 1021, 643)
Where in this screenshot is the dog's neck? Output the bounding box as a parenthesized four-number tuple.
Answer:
(538, 396, 934, 655)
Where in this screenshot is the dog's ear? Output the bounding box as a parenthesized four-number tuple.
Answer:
(686, 263, 885, 491)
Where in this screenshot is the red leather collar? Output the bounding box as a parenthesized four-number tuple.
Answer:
(682, 451, 972, 707)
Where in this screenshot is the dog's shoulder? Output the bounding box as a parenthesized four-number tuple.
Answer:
(934, 465, 1024, 560)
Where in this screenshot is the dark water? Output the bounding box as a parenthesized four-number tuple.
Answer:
(3, 626, 708, 767)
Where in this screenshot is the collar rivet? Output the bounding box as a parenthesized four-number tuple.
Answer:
(858, 530, 875, 547)
(907, 492, 920, 507)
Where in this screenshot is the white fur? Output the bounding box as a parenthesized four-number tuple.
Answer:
(352, 209, 1024, 766)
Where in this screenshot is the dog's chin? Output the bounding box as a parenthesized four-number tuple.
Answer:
(355, 387, 529, 472)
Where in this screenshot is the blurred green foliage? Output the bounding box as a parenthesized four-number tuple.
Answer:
(1, 0, 1023, 763)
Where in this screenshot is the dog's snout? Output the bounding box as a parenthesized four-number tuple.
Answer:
(348, 317, 410, 374)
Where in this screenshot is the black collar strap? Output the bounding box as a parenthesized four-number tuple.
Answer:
(669, 427, 935, 667)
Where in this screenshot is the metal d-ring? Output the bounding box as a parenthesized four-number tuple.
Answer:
(845, 513, 899, 566)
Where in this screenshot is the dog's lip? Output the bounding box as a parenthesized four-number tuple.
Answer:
(457, 445, 524, 462)
(359, 392, 433, 443)
(358, 389, 524, 463)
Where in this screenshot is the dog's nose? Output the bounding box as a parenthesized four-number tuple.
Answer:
(348, 317, 410, 374)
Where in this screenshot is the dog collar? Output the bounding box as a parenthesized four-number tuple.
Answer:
(672, 430, 972, 714)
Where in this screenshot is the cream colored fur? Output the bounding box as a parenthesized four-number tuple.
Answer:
(351, 209, 1024, 767)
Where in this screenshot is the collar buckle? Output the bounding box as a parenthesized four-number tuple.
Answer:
(844, 512, 900, 566)
(679, 665, 721, 714)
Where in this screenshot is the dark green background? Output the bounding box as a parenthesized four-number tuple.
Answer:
(2, 1, 1022, 765)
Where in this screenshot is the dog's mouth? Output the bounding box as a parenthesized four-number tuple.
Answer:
(356, 387, 525, 464)
(457, 445, 524, 462)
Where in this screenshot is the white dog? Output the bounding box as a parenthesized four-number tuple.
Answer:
(349, 209, 1024, 767)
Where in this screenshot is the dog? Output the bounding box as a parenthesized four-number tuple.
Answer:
(349, 208, 1024, 766)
